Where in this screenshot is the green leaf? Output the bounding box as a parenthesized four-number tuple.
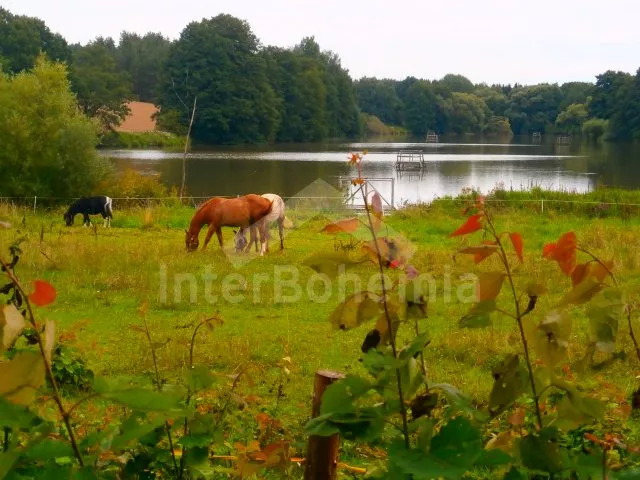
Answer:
(489, 354, 528, 415)
(319, 375, 374, 415)
(503, 466, 527, 480)
(389, 418, 483, 478)
(558, 278, 604, 307)
(533, 309, 572, 367)
(586, 287, 624, 353)
(184, 366, 216, 392)
(306, 408, 384, 441)
(23, 439, 74, 460)
(328, 292, 381, 330)
(398, 357, 425, 400)
(0, 351, 46, 406)
(388, 440, 466, 479)
(430, 416, 483, 468)
(476, 447, 512, 467)
(305, 413, 340, 437)
(552, 379, 604, 430)
(110, 412, 173, 450)
(587, 305, 619, 353)
(430, 383, 488, 421)
(0, 396, 46, 429)
(303, 252, 361, 279)
(518, 427, 570, 474)
(398, 333, 430, 363)
(459, 300, 496, 328)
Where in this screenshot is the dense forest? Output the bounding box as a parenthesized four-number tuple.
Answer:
(1, 6, 640, 143)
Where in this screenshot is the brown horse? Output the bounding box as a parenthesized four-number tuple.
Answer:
(185, 194, 273, 252)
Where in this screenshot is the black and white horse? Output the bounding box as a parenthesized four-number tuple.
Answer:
(63, 196, 113, 227)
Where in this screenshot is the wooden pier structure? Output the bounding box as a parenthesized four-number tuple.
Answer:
(395, 150, 425, 171)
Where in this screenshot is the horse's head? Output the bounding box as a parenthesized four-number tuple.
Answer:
(63, 212, 73, 226)
(185, 229, 199, 252)
(234, 228, 247, 253)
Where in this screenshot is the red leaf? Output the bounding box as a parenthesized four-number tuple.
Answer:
(509, 233, 524, 263)
(458, 241, 498, 264)
(29, 280, 56, 307)
(542, 232, 577, 276)
(321, 217, 359, 234)
(571, 263, 590, 287)
(449, 214, 483, 237)
(542, 243, 556, 258)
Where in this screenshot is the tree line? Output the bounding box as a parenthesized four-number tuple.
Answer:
(356, 73, 640, 141)
(1, 6, 640, 142)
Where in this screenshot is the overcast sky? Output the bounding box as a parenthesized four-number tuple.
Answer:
(4, 0, 639, 85)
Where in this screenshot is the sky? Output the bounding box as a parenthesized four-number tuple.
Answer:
(3, 0, 640, 85)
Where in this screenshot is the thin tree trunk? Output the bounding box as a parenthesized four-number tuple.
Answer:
(180, 96, 197, 200)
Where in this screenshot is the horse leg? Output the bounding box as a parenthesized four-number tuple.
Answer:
(253, 223, 260, 252)
(244, 225, 255, 253)
(278, 217, 284, 250)
(259, 223, 268, 256)
(83, 213, 90, 227)
(202, 224, 217, 249)
(216, 228, 224, 248)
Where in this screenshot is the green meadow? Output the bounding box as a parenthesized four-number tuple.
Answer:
(2, 193, 640, 476)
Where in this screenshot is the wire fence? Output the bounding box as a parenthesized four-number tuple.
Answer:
(0, 194, 639, 219)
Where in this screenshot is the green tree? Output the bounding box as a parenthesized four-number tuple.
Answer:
(439, 73, 475, 93)
(0, 7, 70, 73)
(474, 84, 509, 117)
(293, 37, 360, 139)
(0, 56, 108, 197)
(505, 84, 563, 134)
(116, 32, 171, 102)
(581, 118, 609, 142)
(609, 68, 640, 140)
(441, 92, 491, 133)
(559, 81, 592, 110)
(69, 38, 132, 132)
(484, 116, 513, 136)
(157, 14, 279, 144)
(355, 77, 403, 126)
(588, 70, 633, 120)
(555, 103, 588, 135)
(262, 46, 326, 142)
(403, 80, 437, 135)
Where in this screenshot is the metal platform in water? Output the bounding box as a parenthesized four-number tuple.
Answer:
(395, 150, 425, 170)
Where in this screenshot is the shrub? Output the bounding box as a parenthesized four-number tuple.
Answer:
(582, 118, 610, 142)
(98, 168, 168, 199)
(0, 55, 110, 197)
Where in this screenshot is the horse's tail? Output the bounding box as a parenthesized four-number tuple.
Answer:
(104, 196, 113, 218)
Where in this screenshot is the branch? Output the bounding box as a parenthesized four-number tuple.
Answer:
(484, 214, 543, 430)
(0, 258, 84, 466)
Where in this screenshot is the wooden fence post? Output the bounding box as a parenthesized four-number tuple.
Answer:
(304, 369, 344, 480)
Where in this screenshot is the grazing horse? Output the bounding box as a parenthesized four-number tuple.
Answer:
(234, 193, 286, 254)
(64, 196, 113, 227)
(185, 194, 273, 253)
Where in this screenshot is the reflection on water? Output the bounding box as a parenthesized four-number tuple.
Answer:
(102, 139, 640, 206)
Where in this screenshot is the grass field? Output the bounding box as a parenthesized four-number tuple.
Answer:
(2, 195, 640, 476)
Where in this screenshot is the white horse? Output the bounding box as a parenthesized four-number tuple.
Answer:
(234, 193, 286, 255)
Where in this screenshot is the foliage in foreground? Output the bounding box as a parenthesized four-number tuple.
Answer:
(2, 153, 640, 478)
(304, 152, 640, 478)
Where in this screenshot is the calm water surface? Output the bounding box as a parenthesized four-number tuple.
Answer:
(103, 138, 640, 207)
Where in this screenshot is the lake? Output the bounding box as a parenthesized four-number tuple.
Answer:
(103, 137, 640, 207)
